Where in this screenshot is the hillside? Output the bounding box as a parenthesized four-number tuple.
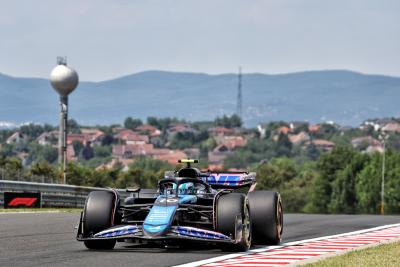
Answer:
(1, 70, 400, 126)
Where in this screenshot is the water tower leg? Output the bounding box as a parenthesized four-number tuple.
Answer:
(59, 96, 68, 184)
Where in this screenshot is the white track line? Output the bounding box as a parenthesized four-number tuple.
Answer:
(173, 223, 400, 267)
(0, 211, 63, 214)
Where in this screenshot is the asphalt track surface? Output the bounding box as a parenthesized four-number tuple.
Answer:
(0, 212, 399, 267)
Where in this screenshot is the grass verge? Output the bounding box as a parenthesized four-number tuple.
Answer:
(0, 208, 81, 213)
(304, 240, 400, 267)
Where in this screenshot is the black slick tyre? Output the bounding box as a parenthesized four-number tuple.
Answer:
(248, 191, 283, 245)
(216, 193, 251, 252)
(83, 191, 117, 250)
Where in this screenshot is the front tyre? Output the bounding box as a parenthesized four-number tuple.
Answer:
(248, 191, 283, 245)
(83, 191, 117, 250)
(216, 193, 251, 252)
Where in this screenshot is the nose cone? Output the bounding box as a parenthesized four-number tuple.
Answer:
(50, 65, 79, 96)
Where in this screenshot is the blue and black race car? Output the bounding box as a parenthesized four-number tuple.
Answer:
(76, 159, 283, 251)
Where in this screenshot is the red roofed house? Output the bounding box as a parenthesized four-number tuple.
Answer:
(277, 126, 290, 135)
(114, 129, 136, 140)
(112, 144, 154, 159)
(67, 134, 87, 146)
(67, 144, 76, 161)
(36, 131, 58, 146)
(381, 122, 400, 133)
(125, 134, 149, 145)
(309, 124, 321, 133)
(207, 164, 224, 171)
(167, 123, 197, 136)
(288, 131, 310, 145)
(153, 150, 188, 165)
(6, 132, 26, 144)
(96, 158, 134, 171)
(135, 124, 161, 137)
(81, 128, 104, 144)
(208, 144, 233, 166)
(114, 129, 150, 145)
(216, 135, 247, 150)
(67, 129, 105, 147)
(351, 136, 381, 148)
(310, 139, 335, 151)
(208, 127, 235, 137)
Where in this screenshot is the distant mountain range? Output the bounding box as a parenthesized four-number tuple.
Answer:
(1, 70, 400, 127)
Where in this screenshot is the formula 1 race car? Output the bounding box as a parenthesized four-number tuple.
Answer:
(76, 159, 283, 251)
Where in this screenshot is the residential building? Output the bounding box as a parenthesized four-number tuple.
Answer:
(6, 132, 26, 144)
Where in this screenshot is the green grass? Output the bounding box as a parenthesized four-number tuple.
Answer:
(0, 208, 81, 213)
(305, 241, 400, 267)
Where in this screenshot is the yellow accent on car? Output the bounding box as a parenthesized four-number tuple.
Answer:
(178, 159, 198, 163)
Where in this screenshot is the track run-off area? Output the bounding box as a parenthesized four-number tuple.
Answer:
(0, 212, 399, 267)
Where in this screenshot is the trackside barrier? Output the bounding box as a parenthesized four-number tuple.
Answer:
(0, 180, 129, 208)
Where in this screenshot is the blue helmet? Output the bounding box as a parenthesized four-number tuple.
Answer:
(173, 182, 195, 195)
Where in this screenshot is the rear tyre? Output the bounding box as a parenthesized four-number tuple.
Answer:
(216, 193, 251, 252)
(248, 191, 283, 245)
(83, 191, 117, 250)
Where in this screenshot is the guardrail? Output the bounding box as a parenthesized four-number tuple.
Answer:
(0, 180, 129, 208)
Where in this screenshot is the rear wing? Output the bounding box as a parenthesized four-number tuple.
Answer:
(163, 170, 256, 189)
(202, 172, 256, 189)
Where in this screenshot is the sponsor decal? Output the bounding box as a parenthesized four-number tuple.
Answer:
(159, 198, 179, 203)
(172, 226, 230, 240)
(204, 174, 244, 186)
(8, 197, 37, 207)
(4, 192, 41, 208)
(94, 225, 138, 238)
(143, 201, 177, 235)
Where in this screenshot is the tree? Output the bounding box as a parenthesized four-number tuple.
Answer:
(308, 146, 356, 213)
(101, 134, 114, 146)
(19, 123, 45, 139)
(124, 117, 143, 130)
(328, 153, 369, 213)
(384, 150, 400, 213)
(147, 117, 182, 131)
(0, 143, 17, 157)
(1, 157, 23, 180)
(68, 119, 81, 133)
(214, 114, 242, 128)
(93, 145, 112, 158)
(27, 143, 58, 164)
(306, 143, 320, 161)
(281, 164, 318, 213)
(66, 161, 93, 185)
(355, 153, 381, 213)
(81, 143, 94, 160)
(30, 161, 57, 183)
(72, 141, 84, 157)
(312, 123, 338, 140)
(169, 132, 196, 149)
(256, 158, 298, 190)
(356, 150, 400, 214)
(114, 157, 173, 188)
(0, 129, 14, 143)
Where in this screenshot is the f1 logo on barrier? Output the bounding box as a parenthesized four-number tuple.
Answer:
(4, 192, 42, 208)
(8, 198, 38, 207)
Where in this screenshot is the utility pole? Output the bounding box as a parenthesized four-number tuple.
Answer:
(379, 132, 389, 215)
(381, 139, 385, 215)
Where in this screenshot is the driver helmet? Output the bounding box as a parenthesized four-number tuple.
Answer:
(172, 182, 195, 195)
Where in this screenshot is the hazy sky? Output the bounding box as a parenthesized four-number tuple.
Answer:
(0, 0, 399, 81)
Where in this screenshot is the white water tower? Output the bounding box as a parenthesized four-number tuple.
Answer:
(50, 57, 79, 184)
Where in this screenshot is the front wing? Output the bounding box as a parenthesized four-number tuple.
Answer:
(77, 223, 237, 245)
